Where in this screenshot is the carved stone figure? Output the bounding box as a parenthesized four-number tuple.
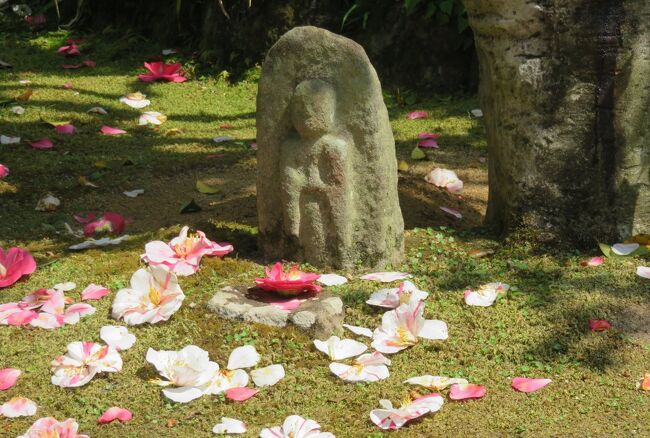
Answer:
(256, 26, 403, 269)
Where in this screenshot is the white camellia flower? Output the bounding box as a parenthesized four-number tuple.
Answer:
(260, 415, 335, 438)
(111, 266, 185, 325)
(330, 351, 390, 382)
(404, 375, 469, 391)
(372, 301, 448, 354)
(370, 394, 444, 430)
(251, 364, 285, 387)
(366, 281, 428, 309)
(51, 341, 122, 388)
(463, 282, 510, 307)
(119, 92, 150, 109)
(146, 345, 218, 403)
(100, 325, 136, 351)
(202, 345, 258, 396)
(138, 111, 167, 126)
(424, 167, 463, 193)
(212, 417, 247, 434)
(313, 336, 367, 361)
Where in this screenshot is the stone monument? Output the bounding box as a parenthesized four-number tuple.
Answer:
(256, 26, 404, 269)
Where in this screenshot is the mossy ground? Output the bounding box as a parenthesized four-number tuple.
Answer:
(1, 30, 649, 438)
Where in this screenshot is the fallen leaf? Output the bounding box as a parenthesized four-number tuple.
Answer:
(165, 128, 183, 136)
(16, 89, 33, 101)
(468, 249, 495, 258)
(196, 180, 219, 194)
(166, 419, 178, 427)
(410, 146, 426, 160)
(179, 199, 202, 214)
(219, 123, 235, 129)
(78, 176, 99, 188)
(398, 160, 409, 172)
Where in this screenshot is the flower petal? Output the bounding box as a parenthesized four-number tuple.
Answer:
(449, 383, 486, 400)
(636, 266, 650, 279)
(317, 273, 348, 286)
(98, 407, 132, 424)
(81, 284, 111, 300)
(0, 368, 21, 390)
(251, 364, 285, 387)
(588, 319, 612, 331)
(0, 397, 37, 417)
(213, 417, 247, 434)
(227, 345, 260, 370)
(360, 272, 411, 282)
(342, 324, 373, 338)
(511, 377, 551, 393)
(225, 387, 258, 401)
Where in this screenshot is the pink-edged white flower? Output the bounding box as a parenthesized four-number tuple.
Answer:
(342, 324, 373, 338)
(81, 283, 111, 300)
(98, 407, 132, 424)
(119, 92, 150, 109)
(372, 301, 448, 354)
(449, 383, 486, 400)
(0, 368, 21, 390)
(424, 168, 463, 193)
(250, 364, 285, 387)
(360, 271, 411, 283)
(636, 266, 650, 279)
(370, 394, 444, 430)
(366, 281, 428, 308)
(142, 226, 233, 276)
(330, 351, 390, 382)
(51, 341, 122, 388)
(111, 266, 185, 325)
(201, 345, 258, 396)
(146, 345, 219, 403)
(511, 377, 551, 393)
(0, 397, 37, 417)
(213, 417, 247, 434)
(404, 375, 469, 391)
(100, 325, 136, 351)
(260, 415, 334, 438)
(463, 282, 510, 307)
(18, 417, 89, 438)
(314, 336, 367, 360)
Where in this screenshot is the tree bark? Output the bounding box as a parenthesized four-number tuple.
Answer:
(463, 0, 649, 245)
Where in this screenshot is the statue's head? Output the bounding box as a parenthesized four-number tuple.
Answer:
(290, 79, 336, 139)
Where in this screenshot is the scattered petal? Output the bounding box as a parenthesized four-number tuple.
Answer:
(251, 364, 285, 387)
(360, 271, 411, 283)
(313, 336, 367, 360)
(449, 383, 486, 400)
(370, 394, 444, 430)
(317, 273, 348, 286)
(227, 345, 260, 370)
(213, 417, 247, 434)
(225, 387, 258, 401)
(0, 396, 37, 417)
(511, 377, 551, 393)
(418, 138, 438, 148)
(0, 247, 36, 288)
(611, 243, 639, 256)
(29, 138, 54, 149)
(0, 368, 21, 390)
(464, 282, 509, 307)
(440, 206, 462, 219)
(87, 106, 108, 115)
(55, 124, 76, 134)
(11, 106, 25, 115)
(1, 135, 20, 144)
(35, 194, 61, 211)
(404, 375, 468, 391)
(0, 164, 8, 178)
(470, 109, 483, 117)
(407, 111, 428, 120)
(342, 324, 373, 338)
(98, 407, 132, 424)
(68, 235, 130, 250)
(580, 256, 605, 267)
(100, 325, 136, 351)
(100, 125, 127, 135)
(636, 266, 650, 279)
(213, 136, 234, 143)
(139, 111, 167, 126)
(123, 189, 145, 198)
(588, 319, 612, 332)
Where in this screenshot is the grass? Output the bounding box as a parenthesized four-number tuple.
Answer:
(1, 29, 650, 437)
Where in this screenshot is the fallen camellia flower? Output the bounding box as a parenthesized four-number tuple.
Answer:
(81, 284, 111, 301)
(51, 341, 122, 387)
(0, 247, 36, 288)
(404, 375, 469, 391)
(464, 282, 510, 307)
(112, 266, 185, 325)
(100, 325, 136, 351)
(314, 336, 367, 360)
(580, 256, 605, 267)
(360, 271, 411, 282)
(83, 211, 126, 237)
(636, 266, 650, 279)
(147, 345, 219, 403)
(589, 319, 612, 331)
(372, 300, 448, 354)
(449, 383, 486, 400)
(366, 280, 428, 308)
(0, 135, 20, 144)
(250, 364, 285, 387)
(98, 407, 132, 424)
(225, 387, 258, 401)
(407, 111, 428, 120)
(138, 111, 167, 125)
(100, 125, 127, 135)
(0, 164, 8, 179)
(18, 417, 89, 438)
(120, 91, 150, 108)
(342, 324, 373, 338)
(424, 167, 463, 193)
(260, 415, 334, 438)
(0, 396, 37, 417)
(141, 226, 233, 276)
(55, 124, 76, 134)
(35, 194, 61, 211)
(330, 351, 391, 382)
(317, 273, 348, 286)
(511, 377, 551, 393)
(637, 373, 650, 391)
(213, 417, 247, 434)
(0, 368, 21, 390)
(29, 138, 54, 149)
(138, 61, 187, 83)
(440, 206, 462, 219)
(255, 262, 321, 296)
(57, 41, 80, 57)
(201, 346, 256, 398)
(370, 394, 444, 430)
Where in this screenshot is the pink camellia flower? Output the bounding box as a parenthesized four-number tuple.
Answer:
(225, 387, 258, 402)
(407, 111, 428, 120)
(18, 417, 89, 438)
(424, 167, 463, 193)
(141, 226, 233, 276)
(57, 43, 80, 57)
(0, 247, 37, 288)
(0, 368, 21, 390)
(51, 341, 122, 388)
(98, 407, 132, 424)
(511, 377, 552, 393)
(372, 300, 448, 354)
(418, 138, 439, 148)
(138, 62, 187, 83)
(255, 262, 321, 296)
(580, 256, 605, 267)
(0, 396, 37, 417)
(418, 132, 439, 140)
(589, 319, 612, 332)
(81, 284, 111, 301)
(449, 383, 486, 400)
(0, 164, 8, 178)
(260, 415, 334, 438)
(29, 138, 54, 149)
(370, 394, 444, 430)
(100, 125, 127, 135)
(55, 124, 76, 134)
(83, 212, 126, 237)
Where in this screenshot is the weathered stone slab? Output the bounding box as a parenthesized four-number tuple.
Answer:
(207, 285, 344, 337)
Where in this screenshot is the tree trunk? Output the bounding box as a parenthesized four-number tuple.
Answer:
(463, 0, 649, 245)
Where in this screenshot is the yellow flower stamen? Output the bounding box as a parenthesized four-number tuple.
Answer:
(0, 262, 6, 277)
(149, 287, 162, 306)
